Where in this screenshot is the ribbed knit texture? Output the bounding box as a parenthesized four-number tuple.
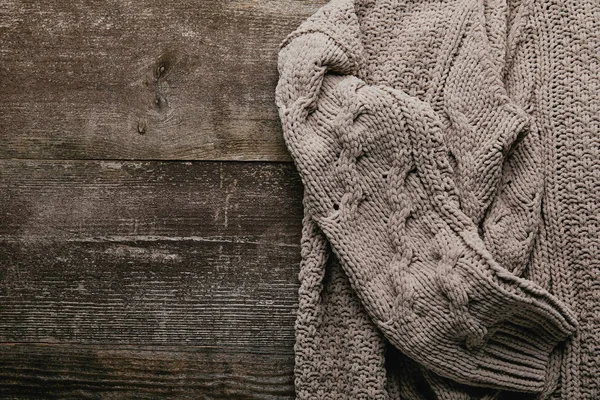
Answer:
(275, 0, 599, 398)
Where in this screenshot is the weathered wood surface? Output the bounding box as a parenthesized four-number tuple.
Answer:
(0, 0, 326, 162)
(0, 344, 295, 399)
(0, 160, 304, 397)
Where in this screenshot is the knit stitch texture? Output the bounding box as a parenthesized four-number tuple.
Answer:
(276, 0, 599, 399)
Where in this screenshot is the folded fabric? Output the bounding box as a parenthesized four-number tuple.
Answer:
(275, 0, 579, 396)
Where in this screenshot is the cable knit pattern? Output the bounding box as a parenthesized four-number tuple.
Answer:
(276, 0, 598, 398)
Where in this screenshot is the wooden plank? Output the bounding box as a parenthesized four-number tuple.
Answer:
(0, 239, 300, 347)
(0, 0, 327, 161)
(0, 344, 295, 399)
(0, 160, 304, 346)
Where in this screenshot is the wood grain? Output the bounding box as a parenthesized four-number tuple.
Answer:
(0, 0, 326, 162)
(0, 344, 295, 399)
(0, 160, 303, 345)
(0, 160, 304, 397)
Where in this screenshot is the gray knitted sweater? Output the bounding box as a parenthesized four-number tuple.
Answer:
(275, 0, 599, 399)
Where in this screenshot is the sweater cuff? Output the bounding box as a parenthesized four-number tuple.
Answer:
(372, 219, 578, 392)
(317, 200, 578, 392)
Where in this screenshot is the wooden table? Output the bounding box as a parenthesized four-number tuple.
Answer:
(0, 1, 326, 397)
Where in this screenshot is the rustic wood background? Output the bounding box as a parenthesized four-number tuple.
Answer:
(0, 1, 327, 398)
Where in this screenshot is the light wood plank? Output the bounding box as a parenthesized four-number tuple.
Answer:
(0, 0, 327, 161)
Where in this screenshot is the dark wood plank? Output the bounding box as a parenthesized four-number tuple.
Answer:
(0, 0, 327, 161)
(0, 239, 300, 347)
(0, 344, 295, 399)
(0, 160, 303, 346)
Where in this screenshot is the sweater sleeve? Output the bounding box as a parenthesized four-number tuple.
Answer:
(275, 28, 577, 393)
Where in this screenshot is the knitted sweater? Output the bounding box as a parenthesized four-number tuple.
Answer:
(275, 0, 600, 399)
